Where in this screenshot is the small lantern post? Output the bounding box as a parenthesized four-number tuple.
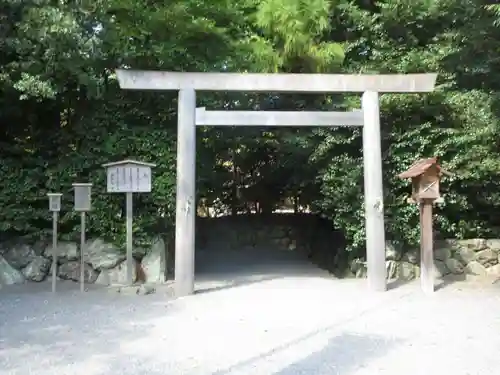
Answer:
(398, 157, 450, 294)
(72, 183, 92, 292)
(102, 159, 156, 285)
(47, 193, 62, 293)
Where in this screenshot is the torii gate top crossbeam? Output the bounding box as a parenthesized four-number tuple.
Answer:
(116, 69, 437, 93)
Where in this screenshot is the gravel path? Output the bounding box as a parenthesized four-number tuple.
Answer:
(2, 248, 500, 375)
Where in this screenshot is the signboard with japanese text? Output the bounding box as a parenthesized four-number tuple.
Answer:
(103, 160, 155, 193)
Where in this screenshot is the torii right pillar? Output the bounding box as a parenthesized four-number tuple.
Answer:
(362, 91, 387, 292)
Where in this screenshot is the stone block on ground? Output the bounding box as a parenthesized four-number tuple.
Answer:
(22, 256, 51, 282)
(111, 284, 156, 296)
(141, 237, 166, 284)
(0, 255, 25, 285)
(3, 243, 36, 269)
(58, 261, 99, 283)
(95, 259, 138, 286)
(84, 238, 125, 270)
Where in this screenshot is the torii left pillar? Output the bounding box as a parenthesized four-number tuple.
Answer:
(175, 88, 197, 297)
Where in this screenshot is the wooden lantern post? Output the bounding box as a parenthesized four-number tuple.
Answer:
(398, 157, 450, 294)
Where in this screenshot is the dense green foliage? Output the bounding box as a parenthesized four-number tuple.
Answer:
(2, 0, 500, 261)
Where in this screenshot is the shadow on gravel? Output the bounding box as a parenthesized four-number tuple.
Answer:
(387, 278, 415, 291)
(195, 274, 280, 295)
(212, 331, 401, 375)
(388, 273, 472, 292)
(435, 274, 467, 291)
(273, 332, 399, 375)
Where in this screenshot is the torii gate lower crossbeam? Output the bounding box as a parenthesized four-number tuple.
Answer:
(115, 70, 438, 297)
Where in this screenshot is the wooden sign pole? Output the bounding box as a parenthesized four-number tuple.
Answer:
(102, 159, 156, 287)
(126, 192, 134, 285)
(420, 198, 435, 293)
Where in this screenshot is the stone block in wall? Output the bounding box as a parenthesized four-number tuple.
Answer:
(271, 237, 291, 250)
(486, 239, 500, 251)
(434, 260, 451, 278)
(268, 226, 289, 239)
(385, 241, 402, 261)
(43, 241, 80, 263)
(454, 247, 477, 265)
(3, 243, 38, 269)
(464, 260, 488, 277)
(343, 238, 500, 282)
(475, 249, 498, 266)
(84, 239, 126, 270)
(22, 256, 51, 282)
(349, 258, 365, 274)
(398, 262, 419, 280)
(58, 261, 99, 283)
(402, 249, 419, 264)
(386, 260, 399, 279)
(455, 239, 488, 251)
(434, 246, 451, 262)
(355, 266, 367, 278)
(486, 264, 500, 278)
(445, 258, 464, 274)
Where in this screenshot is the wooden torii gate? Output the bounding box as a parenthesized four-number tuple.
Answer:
(116, 70, 438, 297)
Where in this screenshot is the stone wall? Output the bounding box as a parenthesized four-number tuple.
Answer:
(350, 239, 500, 281)
(198, 217, 500, 281)
(0, 213, 343, 287)
(0, 237, 167, 287)
(2, 213, 500, 288)
(196, 214, 344, 264)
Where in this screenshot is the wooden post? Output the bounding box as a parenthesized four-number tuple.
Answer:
(362, 91, 387, 292)
(174, 88, 197, 297)
(420, 199, 434, 293)
(126, 192, 133, 285)
(51, 211, 58, 293)
(80, 212, 86, 293)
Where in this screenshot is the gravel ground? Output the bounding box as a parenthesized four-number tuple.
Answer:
(2, 248, 500, 375)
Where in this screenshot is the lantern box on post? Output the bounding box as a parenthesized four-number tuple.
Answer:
(47, 193, 62, 212)
(398, 157, 451, 294)
(72, 183, 92, 212)
(102, 159, 155, 193)
(398, 157, 450, 203)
